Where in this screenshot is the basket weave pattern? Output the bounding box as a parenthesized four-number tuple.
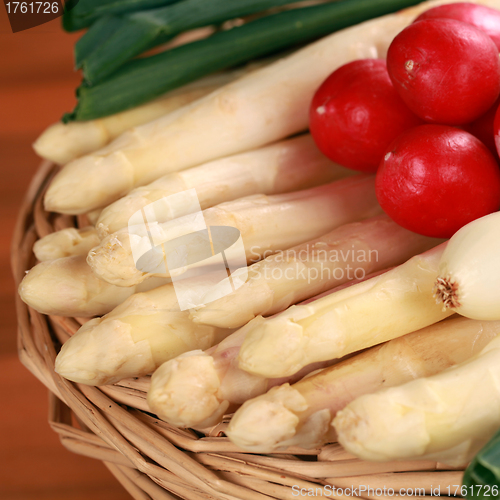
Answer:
(12, 162, 464, 500)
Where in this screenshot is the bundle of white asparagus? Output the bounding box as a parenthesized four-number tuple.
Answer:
(95, 134, 350, 238)
(146, 241, 450, 430)
(146, 269, 386, 428)
(226, 316, 500, 452)
(147, 317, 337, 428)
(333, 332, 500, 467)
(190, 215, 441, 329)
(237, 243, 453, 378)
(23, 0, 500, 472)
(88, 175, 381, 287)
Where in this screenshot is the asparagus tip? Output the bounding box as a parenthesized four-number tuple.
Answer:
(227, 399, 300, 453)
(147, 352, 227, 428)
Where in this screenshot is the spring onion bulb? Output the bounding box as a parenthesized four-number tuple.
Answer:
(333, 332, 500, 467)
(434, 212, 500, 320)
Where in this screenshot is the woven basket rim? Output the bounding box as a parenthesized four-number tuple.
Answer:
(12, 163, 464, 500)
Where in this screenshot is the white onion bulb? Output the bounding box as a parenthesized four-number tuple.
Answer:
(434, 212, 500, 320)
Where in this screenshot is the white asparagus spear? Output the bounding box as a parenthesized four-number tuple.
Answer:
(95, 134, 350, 238)
(88, 175, 381, 287)
(146, 317, 336, 428)
(146, 272, 383, 428)
(42, 0, 488, 214)
(191, 215, 442, 329)
(18, 255, 167, 317)
(333, 332, 500, 467)
(237, 243, 454, 379)
(33, 86, 208, 166)
(33, 226, 100, 261)
(33, 70, 250, 165)
(226, 316, 500, 453)
(54, 282, 232, 386)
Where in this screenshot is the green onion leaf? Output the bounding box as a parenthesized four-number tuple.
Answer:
(78, 0, 316, 84)
(463, 428, 500, 499)
(62, 0, 181, 32)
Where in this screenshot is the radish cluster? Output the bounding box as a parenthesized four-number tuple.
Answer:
(310, 2, 500, 238)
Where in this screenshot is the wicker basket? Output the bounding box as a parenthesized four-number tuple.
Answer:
(12, 162, 465, 500)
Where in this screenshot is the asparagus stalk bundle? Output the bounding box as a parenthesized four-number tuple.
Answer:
(237, 243, 454, 379)
(95, 134, 350, 238)
(33, 227, 100, 262)
(55, 281, 232, 385)
(146, 272, 387, 428)
(29, 1, 500, 476)
(88, 175, 381, 287)
(43, 0, 457, 215)
(18, 255, 167, 317)
(333, 332, 500, 467)
(226, 316, 500, 452)
(146, 317, 336, 428)
(191, 215, 442, 329)
(33, 71, 240, 165)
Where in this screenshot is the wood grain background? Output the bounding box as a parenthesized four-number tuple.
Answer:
(0, 8, 131, 500)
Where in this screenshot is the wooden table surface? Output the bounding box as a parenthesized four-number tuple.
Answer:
(0, 10, 131, 500)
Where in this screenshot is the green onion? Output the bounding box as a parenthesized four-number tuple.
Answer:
(74, 16, 125, 68)
(64, 0, 422, 122)
(463, 428, 500, 499)
(62, 0, 180, 32)
(78, 0, 314, 84)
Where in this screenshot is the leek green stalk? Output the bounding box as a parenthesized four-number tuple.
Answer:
(77, 0, 309, 83)
(62, 0, 179, 32)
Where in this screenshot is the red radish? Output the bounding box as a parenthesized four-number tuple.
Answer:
(414, 2, 500, 50)
(376, 125, 500, 238)
(463, 96, 500, 158)
(493, 103, 500, 158)
(387, 19, 500, 125)
(309, 59, 422, 173)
